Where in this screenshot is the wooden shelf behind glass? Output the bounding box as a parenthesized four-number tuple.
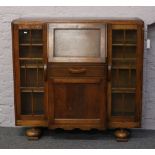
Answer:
(20, 87, 44, 92)
(19, 43, 43, 46)
(112, 87, 136, 93)
(112, 43, 136, 46)
(20, 65, 44, 69)
(19, 58, 43, 60)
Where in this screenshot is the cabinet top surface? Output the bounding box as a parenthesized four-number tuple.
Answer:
(12, 17, 144, 25)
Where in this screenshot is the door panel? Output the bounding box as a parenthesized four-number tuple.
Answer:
(54, 83, 100, 119)
(107, 24, 144, 128)
(48, 77, 106, 129)
(12, 24, 48, 124)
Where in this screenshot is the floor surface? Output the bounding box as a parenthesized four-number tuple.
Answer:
(0, 127, 155, 149)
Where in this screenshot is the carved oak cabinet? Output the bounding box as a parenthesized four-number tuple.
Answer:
(12, 18, 144, 141)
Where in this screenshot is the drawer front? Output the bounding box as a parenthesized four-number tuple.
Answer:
(48, 63, 107, 78)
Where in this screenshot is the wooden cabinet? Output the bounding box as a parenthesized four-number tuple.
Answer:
(12, 18, 144, 141)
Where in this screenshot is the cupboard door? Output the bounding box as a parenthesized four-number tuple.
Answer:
(12, 24, 48, 124)
(48, 78, 106, 130)
(107, 24, 143, 128)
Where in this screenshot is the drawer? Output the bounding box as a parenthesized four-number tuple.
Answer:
(48, 63, 107, 78)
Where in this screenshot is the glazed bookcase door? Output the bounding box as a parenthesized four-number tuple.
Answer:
(12, 24, 48, 125)
(107, 24, 143, 128)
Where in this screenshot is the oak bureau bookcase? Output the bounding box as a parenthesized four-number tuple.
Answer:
(12, 18, 144, 141)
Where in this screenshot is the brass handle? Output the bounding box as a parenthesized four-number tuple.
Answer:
(108, 64, 111, 81)
(68, 68, 87, 74)
(44, 64, 47, 81)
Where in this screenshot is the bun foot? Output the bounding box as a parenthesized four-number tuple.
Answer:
(25, 127, 42, 140)
(114, 129, 130, 142)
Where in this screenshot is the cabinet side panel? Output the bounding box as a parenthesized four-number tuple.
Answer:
(12, 23, 21, 122)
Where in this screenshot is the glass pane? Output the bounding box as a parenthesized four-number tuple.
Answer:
(19, 46, 29, 57)
(38, 68, 44, 87)
(124, 46, 136, 58)
(112, 69, 136, 88)
(33, 93, 44, 115)
(126, 30, 137, 44)
(112, 93, 123, 116)
(31, 46, 43, 58)
(20, 68, 26, 87)
(54, 29, 101, 57)
(31, 30, 43, 44)
(19, 30, 30, 44)
(19, 46, 43, 58)
(112, 30, 124, 44)
(112, 59, 136, 69)
(112, 46, 136, 59)
(112, 93, 135, 116)
(20, 67, 44, 87)
(124, 93, 135, 115)
(118, 69, 129, 87)
(20, 60, 43, 66)
(21, 92, 32, 115)
(112, 46, 124, 58)
(131, 69, 136, 87)
(20, 68, 37, 87)
(19, 28, 44, 117)
(112, 69, 129, 88)
(21, 92, 44, 115)
(111, 28, 137, 118)
(27, 68, 37, 87)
